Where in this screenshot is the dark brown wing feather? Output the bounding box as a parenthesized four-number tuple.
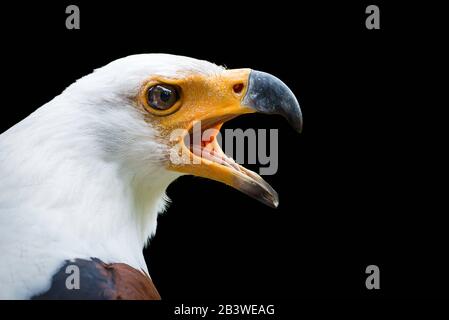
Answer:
(32, 258, 161, 300)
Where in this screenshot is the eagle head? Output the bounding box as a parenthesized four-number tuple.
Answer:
(69, 54, 299, 202)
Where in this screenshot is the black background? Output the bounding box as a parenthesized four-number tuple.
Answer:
(1, 0, 446, 302)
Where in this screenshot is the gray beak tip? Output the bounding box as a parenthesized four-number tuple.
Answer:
(243, 70, 303, 134)
(290, 106, 303, 134)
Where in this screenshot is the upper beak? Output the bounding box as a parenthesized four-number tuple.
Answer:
(243, 70, 303, 133)
(165, 68, 302, 208)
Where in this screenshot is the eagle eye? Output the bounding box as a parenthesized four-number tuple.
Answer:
(147, 84, 179, 111)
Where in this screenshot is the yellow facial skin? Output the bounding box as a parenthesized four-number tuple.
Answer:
(137, 68, 279, 208)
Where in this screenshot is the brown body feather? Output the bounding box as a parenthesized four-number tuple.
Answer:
(32, 258, 160, 300)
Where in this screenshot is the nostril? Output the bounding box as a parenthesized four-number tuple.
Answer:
(233, 83, 244, 95)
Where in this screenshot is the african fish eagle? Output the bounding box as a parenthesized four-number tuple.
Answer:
(0, 54, 302, 299)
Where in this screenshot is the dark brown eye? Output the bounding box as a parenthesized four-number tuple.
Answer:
(147, 85, 179, 110)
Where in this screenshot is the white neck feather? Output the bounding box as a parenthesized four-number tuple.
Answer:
(0, 91, 180, 298)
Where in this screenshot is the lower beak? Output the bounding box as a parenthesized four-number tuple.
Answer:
(168, 69, 302, 208)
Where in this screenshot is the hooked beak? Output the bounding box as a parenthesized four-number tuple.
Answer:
(243, 70, 302, 133)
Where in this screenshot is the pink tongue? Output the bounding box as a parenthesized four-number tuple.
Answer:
(202, 135, 214, 146)
(191, 144, 241, 172)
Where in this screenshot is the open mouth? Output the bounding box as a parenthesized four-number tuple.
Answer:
(186, 115, 240, 171)
(166, 69, 301, 208)
(179, 115, 279, 208)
